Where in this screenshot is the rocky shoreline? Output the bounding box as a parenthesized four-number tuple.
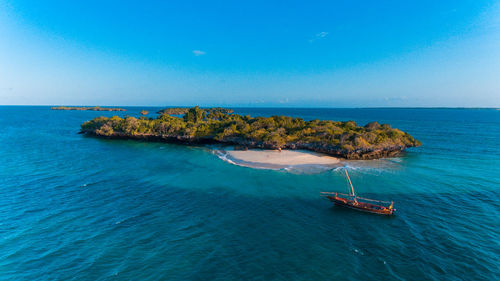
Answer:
(81, 131, 413, 160)
(79, 106, 421, 160)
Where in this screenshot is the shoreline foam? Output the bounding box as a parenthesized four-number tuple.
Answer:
(216, 148, 340, 170)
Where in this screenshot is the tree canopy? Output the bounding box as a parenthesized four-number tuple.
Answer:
(81, 106, 421, 159)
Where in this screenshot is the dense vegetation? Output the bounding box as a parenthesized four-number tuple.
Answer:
(52, 106, 126, 111)
(81, 106, 421, 159)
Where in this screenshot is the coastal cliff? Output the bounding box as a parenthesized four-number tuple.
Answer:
(80, 106, 421, 159)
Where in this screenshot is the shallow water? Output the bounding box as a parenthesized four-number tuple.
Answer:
(214, 148, 340, 171)
(0, 106, 499, 280)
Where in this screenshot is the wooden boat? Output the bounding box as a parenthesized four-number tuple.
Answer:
(321, 169, 395, 215)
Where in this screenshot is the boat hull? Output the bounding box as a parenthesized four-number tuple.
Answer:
(327, 196, 394, 215)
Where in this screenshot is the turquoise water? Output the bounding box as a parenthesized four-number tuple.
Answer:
(0, 106, 499, 280)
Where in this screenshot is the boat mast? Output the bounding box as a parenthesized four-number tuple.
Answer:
(344, 169, 357, 203)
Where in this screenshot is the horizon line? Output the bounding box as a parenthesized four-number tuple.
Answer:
(1, 104, 499, 110)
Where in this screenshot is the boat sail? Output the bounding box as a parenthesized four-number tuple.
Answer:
(321, 169, 395, 215)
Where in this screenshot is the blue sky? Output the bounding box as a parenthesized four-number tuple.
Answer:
(0, 0, 499, 107)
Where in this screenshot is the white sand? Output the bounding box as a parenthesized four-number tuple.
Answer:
(225, 149, 339, 166)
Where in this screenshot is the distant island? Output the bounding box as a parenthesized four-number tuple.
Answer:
(52, 106, 126, 111)
(80, 106, 421, 159)
(157, 107, 234, 115)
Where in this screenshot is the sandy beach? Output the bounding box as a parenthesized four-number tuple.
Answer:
(218, 149, 340, 169)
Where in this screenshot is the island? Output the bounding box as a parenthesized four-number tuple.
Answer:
(52, 106, 126, 111)
(80, 106, 421, 159)
(140, 110, 149, 115)
(157, 107, 234, 115)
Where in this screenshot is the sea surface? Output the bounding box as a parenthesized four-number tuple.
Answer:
(0, 106, 499, 280)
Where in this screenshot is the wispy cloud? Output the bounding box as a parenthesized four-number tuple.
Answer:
(384, 96, 409, 102)
(309, 31, 328, 43)
(279, 97, 290, 104)
(316, 31, 329, 38)
(192, 50, 206, 56)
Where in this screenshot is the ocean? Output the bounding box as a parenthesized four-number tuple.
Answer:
(0, 106, 498, 280)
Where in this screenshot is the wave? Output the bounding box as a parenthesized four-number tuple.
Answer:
(213, 148, 404, 175)
(213, 150, 237, 166)
(214, 149, 343, 173)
